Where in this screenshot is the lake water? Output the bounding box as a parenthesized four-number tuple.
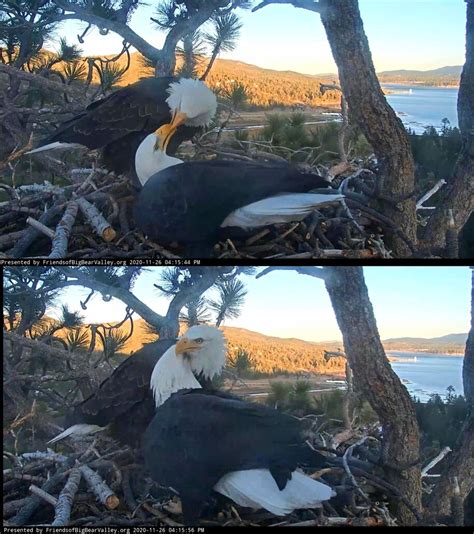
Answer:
(228, 84, 459, 136)
(383, 84, 459, 134)
(388, 351, 464, 402)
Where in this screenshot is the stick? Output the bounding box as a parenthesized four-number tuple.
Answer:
(342, 436, 370, 501)
(451, 476, 464, 526)
(3, 498, 29, 518)
(48, 201, 79, 258)
(76, 197, 116, 242)
(29, 484, 58, 506)
(52, 468, 82, 526)
(0, 230, 26, 250)
(421, 446, 452, 477)
(25, 217, 55, 239)
(416, 179, 447, 209)
(9, 204, 63, 257)
(20, 450, 68, 463)
(79, 464, 119, 510)
(141, 502, 183, 527)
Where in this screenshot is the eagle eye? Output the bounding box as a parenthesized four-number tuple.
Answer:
(195, 338, 204, 344)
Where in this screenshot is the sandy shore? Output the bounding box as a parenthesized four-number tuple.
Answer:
(223, 107, 341, 132)
(225, 372, 346, 400)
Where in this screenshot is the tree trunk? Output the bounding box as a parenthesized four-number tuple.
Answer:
(157, 7, 216, 76)
(426, 267, 474, 521)
(162, 267, 224, 337)
(421, 1, 474, 253)
(464, 268, 474, 406)
(323, 267, 421, 524)
(319, 0, 417, 257)
(425, 413, 474, 522)
(201, 45, 220, 81)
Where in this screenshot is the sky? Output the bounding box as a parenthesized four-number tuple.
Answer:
(50, 0, 467, 76)
(47, 267, 472, 343)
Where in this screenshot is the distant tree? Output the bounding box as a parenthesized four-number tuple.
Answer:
(409, 124, 462, 190)
(45, 304, 84, 337)
(414, 391, 469, 450)
(228, 347, 253, 377)
(201, 12, 243, 81)
(288, 380, 314, 415)
(97, 328, 130, 364)
(222, 80, 249, 110)
(262, 112, 309, 150)
(64, 327, 90, 352)
(267, 381, 292, 410)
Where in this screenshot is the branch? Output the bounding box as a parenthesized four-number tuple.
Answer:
(52, 1, 161, 63)
(416, 179, 447, 210)
(76, 197, 116, 242)
(79, 464, 119, 510)
(252, 0, 322, 13)
(159, 6, 216, 74)
(164, 268, 225, 335)
(421, 446, 452, 477)
(256, 266, 327, 280)
(49, 201, 79, 259)
(54, 268, 169, 333)
(0, 64, 87, 100)
(3, 331, 75, 362)
(52, 468, 82, 526)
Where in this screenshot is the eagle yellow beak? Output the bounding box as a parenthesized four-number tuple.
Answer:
(154, 110, 188, 152)
(175, 337, 202, 355)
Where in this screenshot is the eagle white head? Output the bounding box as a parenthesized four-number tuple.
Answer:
(166, 78, 217, 127)
(135, 79, 216, 186)
(150, 325, 226, 407)
(153, 79, 217, 153)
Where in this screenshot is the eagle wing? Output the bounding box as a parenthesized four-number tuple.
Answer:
(65, 338, 175, 428)
(145, 390, 325, 491)
(44, 77, 177, 149)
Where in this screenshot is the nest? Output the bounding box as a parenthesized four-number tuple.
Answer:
(0, 161, 409, 260)
(3, 426, 406, 527)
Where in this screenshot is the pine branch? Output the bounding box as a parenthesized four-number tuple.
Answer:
(52, 1, 161, 63)
(252, 0, 322, 14)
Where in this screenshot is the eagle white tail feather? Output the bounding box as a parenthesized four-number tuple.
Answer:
(47, 424, 104, 444)
(213, 468, 335, 516)
(27, 142, 82, 155)
(220, 193, 344, 229)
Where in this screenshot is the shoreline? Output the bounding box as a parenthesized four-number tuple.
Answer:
(386, 349, 464, 356)
(381, 82, 459, 89)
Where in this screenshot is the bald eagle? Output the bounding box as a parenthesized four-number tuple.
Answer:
(48, 328, 225, 448)
(145, 326, 334, 525)
(133, 132, 343, 255)
(27, 77, 217, 184)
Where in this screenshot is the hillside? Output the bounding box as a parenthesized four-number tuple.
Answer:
(26, 317, 346, 375)
(14, 315, 465, 371)
(45, 48, 461, 108)
(79, 52, 342, 109)
(383, 333, 467, 354)
(121, 322, 346, 375)
(377, 65, 461, 86)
